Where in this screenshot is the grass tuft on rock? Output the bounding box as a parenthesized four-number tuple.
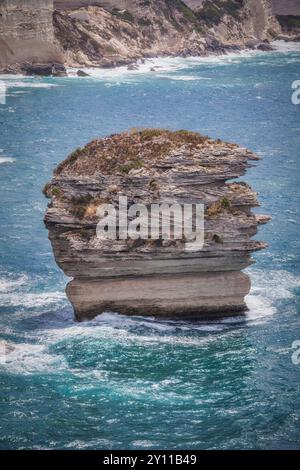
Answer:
(207, 197, 231, 217)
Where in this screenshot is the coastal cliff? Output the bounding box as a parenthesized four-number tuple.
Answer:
(194, 0, 281, 45)
(0, 1, 286, 73)
(53, 0, 281, 68)
(0, 0, 65, 74)
(44, 129, 269, 321)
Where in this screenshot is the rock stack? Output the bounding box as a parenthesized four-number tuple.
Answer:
(44, 129, 269, 321)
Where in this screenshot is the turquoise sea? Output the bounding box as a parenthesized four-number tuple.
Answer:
(0, 42, 300, 449)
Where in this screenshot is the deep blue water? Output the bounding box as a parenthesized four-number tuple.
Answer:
(0, 46, 300, 449)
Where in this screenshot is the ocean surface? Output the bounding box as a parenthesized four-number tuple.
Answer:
(0, 41, 300, 450)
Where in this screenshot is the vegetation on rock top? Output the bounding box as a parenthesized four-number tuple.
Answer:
(54, 128, 238, 177)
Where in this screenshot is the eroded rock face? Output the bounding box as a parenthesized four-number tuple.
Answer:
(52, 0, 282, 68)
(0, 1, 285, 73)
(0, 0, 65, 74)
(44, 129, 269, 321)
(52, 2, 208, 68)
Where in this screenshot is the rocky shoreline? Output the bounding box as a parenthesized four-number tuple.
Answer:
(0, 38, 291, 78)
(44, 129, 270, 321)
(2, 40, 275, 77)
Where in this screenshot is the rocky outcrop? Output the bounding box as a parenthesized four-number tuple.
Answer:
(0, 0, 65, 75)
(192, 0, 281, 46)
(44, 129, 269, 321)
(52, 0, 283, 68)
(52, 2, 208, 68)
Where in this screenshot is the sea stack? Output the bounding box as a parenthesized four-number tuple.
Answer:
(44, 129, 269, 321)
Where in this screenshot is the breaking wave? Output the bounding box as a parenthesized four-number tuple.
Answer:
(0, 267, 298, 376)
(0, 341, 67, 375)
(0, 157, 15, 164)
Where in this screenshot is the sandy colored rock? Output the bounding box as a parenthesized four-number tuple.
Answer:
(44, 129, 269, 321)
(0, 0, 64, 73)
(1, 1, 285, 73)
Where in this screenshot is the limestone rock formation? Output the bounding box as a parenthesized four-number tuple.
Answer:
(0, 0, 66, 75)
(0, 1, 290, 73)
(52, 0, 282, 68)
(52, 1, 208, 68)
(189, 0, 281, 46)
(44, 129, 269, 321)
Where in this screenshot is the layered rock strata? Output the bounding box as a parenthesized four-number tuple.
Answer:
(53, 0, 282, 68)
(0, 0, 65, 74)
(44, 129, 269, 321)
(0, 1, 285, 73)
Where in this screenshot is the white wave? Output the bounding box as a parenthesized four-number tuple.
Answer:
(12, 81, 59, 89)
(157, 74, 210, 81)
(67, 50, 263, 82)
(0, 73, 27, 79)
(0, 80, 60, 90)
(272, 40, 300, 53)
(0, 274, 28, 292)
(29, 311, 218, 350)
(65, 439, 115, 449)
(245, 294, 277, 322)
(0, 157, 15, 164)
(131, 440, 156, 448)
(91, 311, 226, 333)
(0, 272, 67, 309)
(67, 57, 190, 80)
(0, 341, 67, 375)
(249, 269, 300, 300)
(40, 323, 198, 346)
(0, 290, 66, 308)
(245, 269, 300, 323)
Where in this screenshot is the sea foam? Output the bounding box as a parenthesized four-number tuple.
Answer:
(0, 157, 15, 164)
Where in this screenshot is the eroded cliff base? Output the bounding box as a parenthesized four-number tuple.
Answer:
(67, 272, 251, 322)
